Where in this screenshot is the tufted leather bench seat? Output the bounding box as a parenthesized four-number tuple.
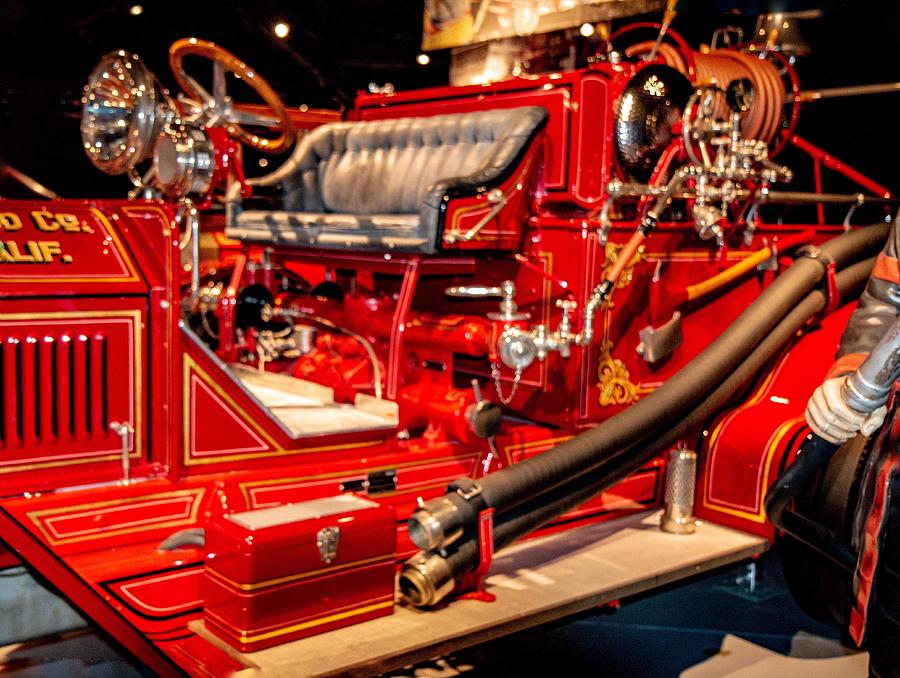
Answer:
(226, 106, 548, 254)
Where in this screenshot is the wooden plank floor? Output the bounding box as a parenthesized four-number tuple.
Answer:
(189, 510, 767, 677)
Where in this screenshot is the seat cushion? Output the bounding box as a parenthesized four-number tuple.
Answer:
(285, 110, 531, 216)
(229, 106, 549, 253)
(231, 210, 429, 251)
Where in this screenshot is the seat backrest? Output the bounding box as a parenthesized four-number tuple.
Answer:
(282, 108, 540, 215)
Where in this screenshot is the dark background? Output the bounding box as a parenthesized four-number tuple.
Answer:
(1, 0, 898, 198)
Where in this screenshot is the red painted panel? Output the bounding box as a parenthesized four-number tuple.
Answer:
(442, 143, 543, 251)
(0, 506, 180, 676)
(0, 297, 147, 495)
(180, 334, 393, 472)
(574, 74, 611, 204)
(0, 204, 146, 296)
(104, 567, 205, 620)
(0, 481, 207, 556)
(0, 545, 19, 569)
(39, 495, 197, 544)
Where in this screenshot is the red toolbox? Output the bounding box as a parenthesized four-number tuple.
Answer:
(203, 494, 396, 652)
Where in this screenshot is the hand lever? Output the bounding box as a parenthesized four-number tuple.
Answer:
(445, 280, 529, 321)
(445, 284, 504, 298)
(467, 379, 502, 474)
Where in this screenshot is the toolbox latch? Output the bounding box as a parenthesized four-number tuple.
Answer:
(317, 526, 340, 563)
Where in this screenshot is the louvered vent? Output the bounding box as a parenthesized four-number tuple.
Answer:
(1, 333, 108, 447)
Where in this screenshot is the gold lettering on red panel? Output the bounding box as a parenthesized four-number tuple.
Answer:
(0, 213, 23, 231)
(0, 206, 141, 283)
(0, 211, 101, 265)
(31, 210, 59, 232)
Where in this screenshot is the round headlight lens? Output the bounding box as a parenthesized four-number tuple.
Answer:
(153, 126, 215, 199)
(81, 51, 172, 175)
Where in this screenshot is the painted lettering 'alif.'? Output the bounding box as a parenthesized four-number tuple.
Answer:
(0, 210, 92, 264)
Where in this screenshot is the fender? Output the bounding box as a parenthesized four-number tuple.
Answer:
(696, 302, 857, 538)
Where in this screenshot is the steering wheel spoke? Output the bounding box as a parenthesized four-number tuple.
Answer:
(224, 107, 282, 127)
(169, 38, 296, 153)
(184, 73, 215, 109)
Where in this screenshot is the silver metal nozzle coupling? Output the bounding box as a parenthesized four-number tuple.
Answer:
(408, 497, 462, 551)
(661, 448, 697, 535)
(397, 552, 455, 608)
(842, 313, 900, 414)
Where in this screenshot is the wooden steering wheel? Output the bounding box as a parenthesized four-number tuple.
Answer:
(169, 38, 296, 153)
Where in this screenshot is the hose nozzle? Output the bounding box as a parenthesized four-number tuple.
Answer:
(408, 496, 465, 551)
(398, 552, 455, 608)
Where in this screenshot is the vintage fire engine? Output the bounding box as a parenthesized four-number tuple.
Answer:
(0, 14, 897, 675)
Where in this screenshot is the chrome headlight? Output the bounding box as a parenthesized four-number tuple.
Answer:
(153, 126, 215, 199)
(81, 51, 173, 175)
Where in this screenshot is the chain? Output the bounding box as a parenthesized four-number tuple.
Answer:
(491, 361, 522, 405)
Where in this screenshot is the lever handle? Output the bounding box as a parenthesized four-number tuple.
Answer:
(445, 284, 504, 298)
(447, 281, 528, 322)
(110, 421, 134, 485)
(446, 280, 516, 299)
(466, 379, 502, 441)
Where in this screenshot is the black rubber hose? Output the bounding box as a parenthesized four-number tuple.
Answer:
(476, 227, 886, 509)
(764, 434, 841, 530)
(437, 257, 874, 581)
(779, 508, 856, 571)
(764, 387, 867, 573)
(486, 258, 873, 541)
(421, 225, 889, 545)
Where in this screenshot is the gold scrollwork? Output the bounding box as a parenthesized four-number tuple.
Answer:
(596, 341, 639, 406)
(601, 242, 646, 290)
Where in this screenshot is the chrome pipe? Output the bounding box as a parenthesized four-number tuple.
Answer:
(110, 421, 134, 485)
(789, 82, 900, 103)
(761, 190, 899, 206)
(604, 187, 896, 208)
(176, 199, 201, 308)
(581, 168, 691, 348)
(843, 314, 900, 413)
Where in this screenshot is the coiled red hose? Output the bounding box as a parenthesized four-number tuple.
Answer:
(627, 41, 785, 143)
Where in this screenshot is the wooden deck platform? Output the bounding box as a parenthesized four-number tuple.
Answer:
(189, 510, 768, 677)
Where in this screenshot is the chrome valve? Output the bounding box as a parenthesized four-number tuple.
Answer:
(446, 283, 587, 383)
(496, 297, 583, 372)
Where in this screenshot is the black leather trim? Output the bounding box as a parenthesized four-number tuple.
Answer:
(431, 107, 549, 251)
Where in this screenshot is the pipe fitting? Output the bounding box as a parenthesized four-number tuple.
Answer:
(398, 552, 456, 608)
(408, 496, 464, 551)
(842, 371, 891, 414)
(842, 314, 900, 413)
